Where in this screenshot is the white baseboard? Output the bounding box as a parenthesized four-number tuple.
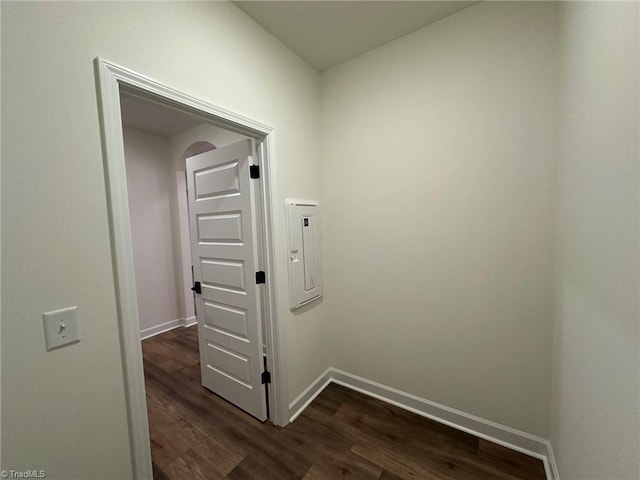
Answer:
(140, 317, 197, 340)
(545, 440, 560, 480)
(288, 367, 559, 480)
(288, 367, 333, 422)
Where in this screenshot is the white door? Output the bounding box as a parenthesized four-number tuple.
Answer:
(186, 139, 267, 421)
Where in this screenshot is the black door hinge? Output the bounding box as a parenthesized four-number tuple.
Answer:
(255, 271, 266, 284)
(261, 370, 271, 384)
(191, 281, 201, 294)
(250, 165, 260, 179)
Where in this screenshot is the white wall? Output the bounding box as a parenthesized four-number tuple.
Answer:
(123, 127, 181, 334)
(0, 2, 327, 478)
(171, 124, 247, 172)
(321, 1, 557, 437)
(550, 2, 640, 478)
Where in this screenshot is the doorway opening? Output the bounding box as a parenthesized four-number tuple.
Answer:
(95, 58, 283, 479)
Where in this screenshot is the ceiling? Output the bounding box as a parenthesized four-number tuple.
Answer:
(120, 94, 205, 137)
(234, 1, 477, 71)
(120, 2, 477, 134)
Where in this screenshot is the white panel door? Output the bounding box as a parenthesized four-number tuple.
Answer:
(186, 139, 266, 421)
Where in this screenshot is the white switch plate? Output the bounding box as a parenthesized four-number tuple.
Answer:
(43, 306, 79, 351)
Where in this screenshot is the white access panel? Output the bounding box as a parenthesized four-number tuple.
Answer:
(286, 199, 323, 310)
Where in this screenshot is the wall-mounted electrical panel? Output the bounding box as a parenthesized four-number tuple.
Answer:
(286, 199, 323, 310)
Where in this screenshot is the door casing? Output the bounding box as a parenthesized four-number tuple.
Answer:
(94, 58, 285, 480)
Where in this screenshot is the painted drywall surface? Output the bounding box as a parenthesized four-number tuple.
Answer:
(321, 1, 557, 437)
(171, 123, 248, 172)
(0, 2, 4, 463)
(1, 2, 326, 477)
(123, 127, 180, 333)
(550, 2, 640, 477)
(175, 171, 195, 323)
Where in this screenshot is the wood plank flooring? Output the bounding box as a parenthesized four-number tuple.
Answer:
(142, 326, 546, 480)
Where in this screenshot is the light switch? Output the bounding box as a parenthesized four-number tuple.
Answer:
(43, 306, 79, 351)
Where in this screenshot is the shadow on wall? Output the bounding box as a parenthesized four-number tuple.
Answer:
(183, 141, 216, 158)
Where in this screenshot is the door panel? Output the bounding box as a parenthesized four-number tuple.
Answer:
(201, 258, 246, 292)
(197, 213, 243, 244)
(203, 301, 249, 339)
(186, 139, 266, 421)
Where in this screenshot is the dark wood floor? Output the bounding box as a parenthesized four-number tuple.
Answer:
(142, 326, 546, 480)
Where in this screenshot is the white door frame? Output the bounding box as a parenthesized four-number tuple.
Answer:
(94, 58, 285, 480)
